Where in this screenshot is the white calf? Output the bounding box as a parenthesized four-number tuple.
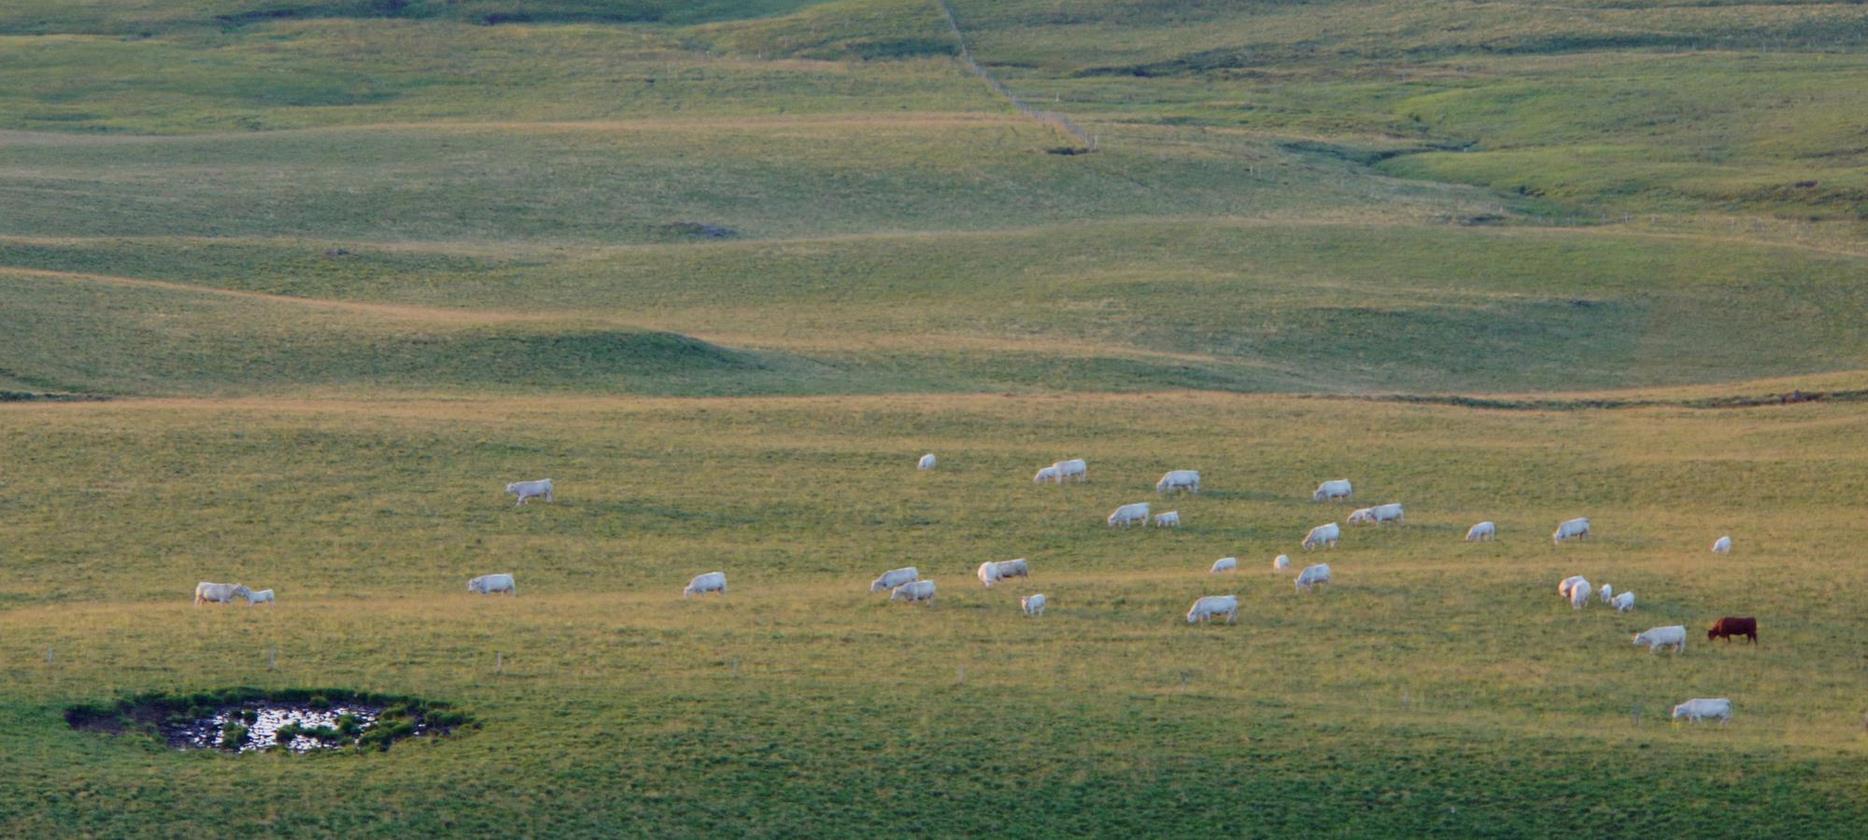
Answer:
(1313, 479, 1353, 502)
(1021, 594, 1047, 616)
(1465, 521, 1496, 542)
(1272, 554, 1291, 571)
(1712, 535, 1732, 554)
(1611, 591, 1635, 612)
(247, 589, 275, 605)
(1211, 557, 1238, 574)
(918, 453, 937, 471)
(1295, 563, 1331, 593)
(1153, 511, 1181, 528)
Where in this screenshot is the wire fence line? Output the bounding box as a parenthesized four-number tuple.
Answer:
(934, 0, 1096, 148)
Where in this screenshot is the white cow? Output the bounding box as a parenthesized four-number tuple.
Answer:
(1569, 579, 1591, 610)
(1302, 522, 1341, 550)
(1211, 556, 1238, 574)
(1295, 563, 1331, 592)
(977, 558, 1029, 588)
(1599, 582, 1614, 604)
(890, 579, 936, 603)
(683, 571, 727, 598)
(1465, 521, 1496, 542)
(869, 566, 919, 593)
(1156, 470, 1201, 495)
(1108, 502, 1150, 528)
(505, 478, 554, 506)
(1153, 510, 1181, 528)
(1712, 535, 1732, 554)
(1054, 459, 1088, 482)
(247, 589, 275, 606)
(1671, 698, 1732, 723)
(1558, 575, 1588, 599)
(1553, 517, 1591, 544)
(1370, 503, 1404, 525)
(1313, 479, 1353, 502)
(1020, 594, 1047, 616)
(918, 453, 937, 471)
(194, 582, 251, 606)
(1186, 595, 1239, 624)
(1346, 507, 1376, 525)
(1272, 554, 1291, 571)
(1612, 591, 1635, 613)
(468, 573, 516, 595)
(1033, 465, 1062, 484)
(1634, 625, 1687, 654)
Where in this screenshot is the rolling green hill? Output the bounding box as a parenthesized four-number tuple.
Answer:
(2, 1, 1866, 836)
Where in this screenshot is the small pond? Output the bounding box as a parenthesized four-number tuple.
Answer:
(67, 688, 468, 753)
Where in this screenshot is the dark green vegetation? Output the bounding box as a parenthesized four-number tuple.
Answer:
(2, 0, 1866, 836)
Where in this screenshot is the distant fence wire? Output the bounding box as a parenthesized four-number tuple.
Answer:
(933, 0, 1096, 149)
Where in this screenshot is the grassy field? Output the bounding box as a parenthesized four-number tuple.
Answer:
(3, 0, 1867, 836)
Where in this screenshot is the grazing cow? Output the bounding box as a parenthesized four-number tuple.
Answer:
(869, 566, 919, 593)
(194, 582, 251, 606)
(1021, 594, 1047, 616)
(1054, 459, 1088, 482)
(505, 478, 554, 506)
(1552, 517, 1591, 544)
(1569, 579, 1592, 610)
(1671, 698, 1732, 724)
(1108, 502, 1151, 528)
(1186, 595, 1239, 624)
(1313, 479, 1353, 502)
(1153, 510, 1181, 528)
(1211, 556, 1238, 574)
(918, 453, 937, 471)
(1346, 507, 1375, 525)
(1558, 575, 1588, 599)
(1633, 625, 1687, 654)
(1707, 616, 1758, 644)
(1295, 563, 1331, 593)
(1599, 582, 1613, 604)
(978, 558, 1029, 588)
(1272, 554, 1291, 571)
(1370, 503, 1405, 525)
(1302, 522, 1341, 550)
(683, 571, 727, 598)
(1712, 535, 1732, 554)
(467, 573, 516, 595)
(1156, 470, 1201, 495)
(1465, 521, 1496, 542)
(1033, 465, 1062, 484)
(247, 589, 275, 606)
(1612, 591, 1635, 613)
(890, 579, 936, 604)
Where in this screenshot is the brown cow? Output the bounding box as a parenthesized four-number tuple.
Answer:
(1707, 616, 1758, 644)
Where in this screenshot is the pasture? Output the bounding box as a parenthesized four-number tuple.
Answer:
(4, 0, 1868, 835)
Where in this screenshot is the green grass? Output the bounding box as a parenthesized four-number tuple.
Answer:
(5, 0, 1868, 835)
(1, 394, 1865, 835)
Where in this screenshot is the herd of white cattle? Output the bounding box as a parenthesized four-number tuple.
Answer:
(190, 458, 1746, 724)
